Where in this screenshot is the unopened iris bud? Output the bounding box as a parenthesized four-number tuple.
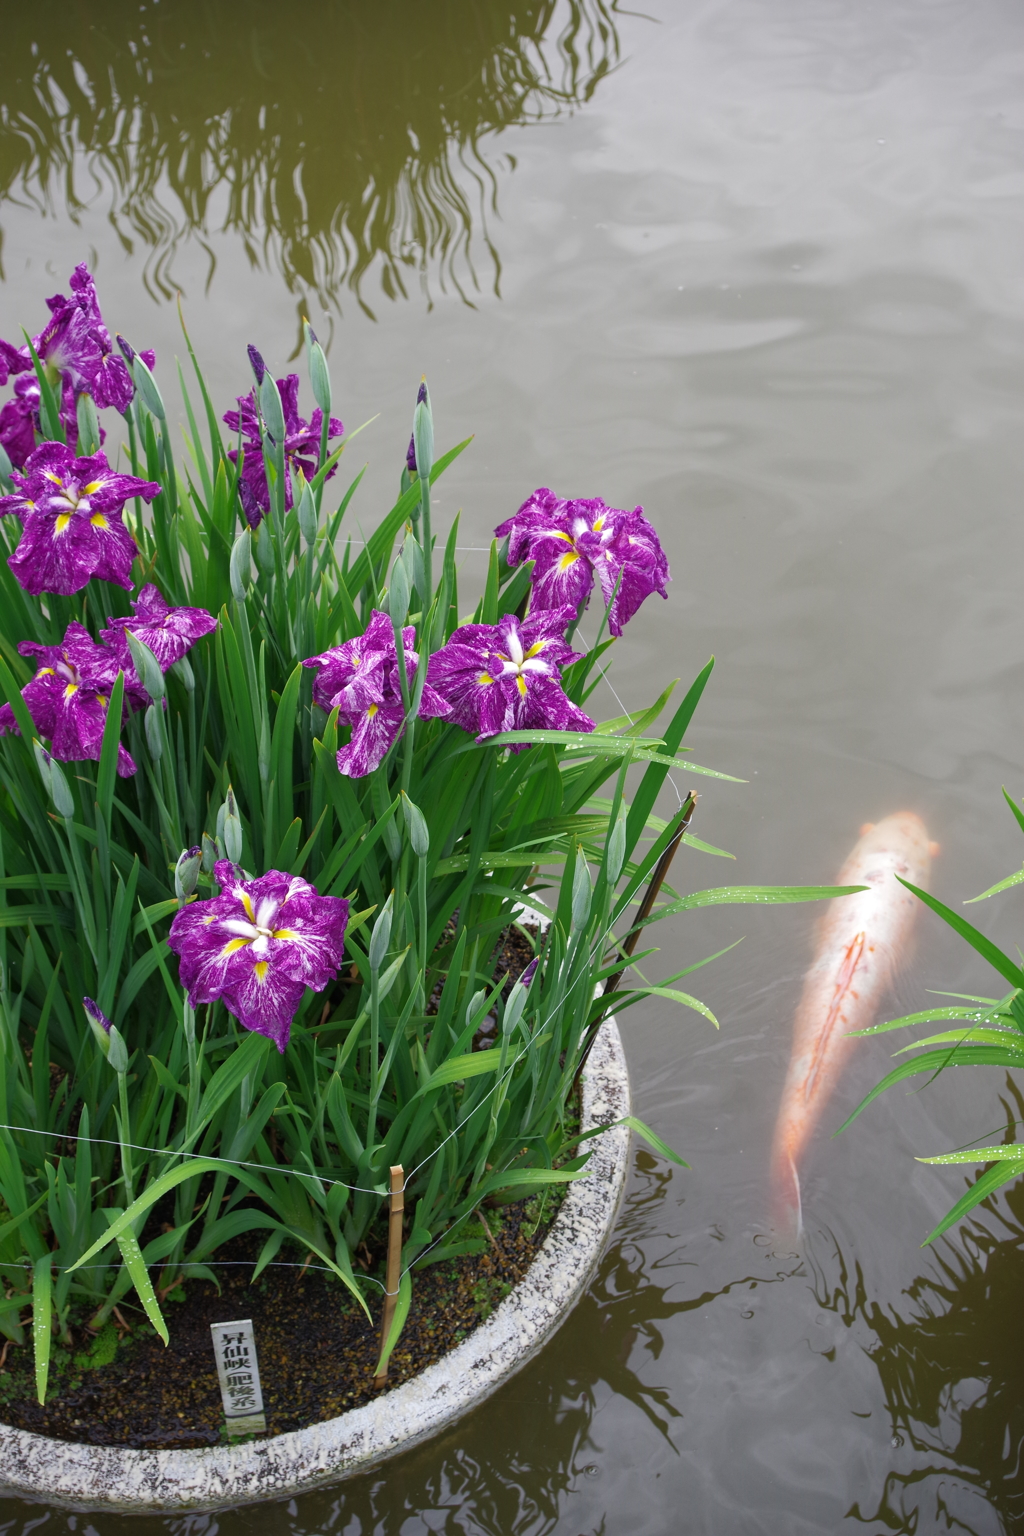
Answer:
(303, 320, 332, 418)
(571, 848, 592, 931)
(368, 892, 394, 974)
(401, 792, 429, 857)
(247, 344, 266, 386)
(388, 555, 410, 625)
(33, 740, 74, 818)
(116, 335, 137, 365)
(171, 655, 195, 692)
(144, 703, 163, 760)
(201, 831, 219, 873)
(253, 522, 276, 574)
(131, 352, 165, 421)
(124, 629, 165, 703)
(296, 480, 317, 546)
(75, 392, 101, 457)
(412, 378, 433, 481)
(406, 434, 417, 475)
(606, 806, 627, 885)
(174, 845, 202, 902)
(230, 527, 254, 600)
(223, 784, 243, 865)
(83, 997, 129, 1073)
(259, 371, 286, 450)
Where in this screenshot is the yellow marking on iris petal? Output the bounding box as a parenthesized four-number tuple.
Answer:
(516, 675, 527, 698)
(557, 552, 579, 571)
(525, 641, 548, 658)
(253, 961, 270, 983)
(273, 928, 297, 940)
(90, 512, 109, 529)
(478, 672, 494, 685)
(367, 703, 378, 718)
(54, 514, 72, 535)
(203, 913, 218, 925)
(221, 937, 251, 957)
(97, 694, 107, 706)
(43, 472, 63, 486)
(240, 892, 256, 921)
(83, 481, 103, 493)
(63, 684, 78, 699)
(37, 667, 54, 677)
(552, 531, 574, 543)
(592, 516, 604, 532)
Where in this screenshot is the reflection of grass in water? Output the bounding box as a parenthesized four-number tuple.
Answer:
(0, 0, 622, 315)
(808, 1118, 1024, 1535)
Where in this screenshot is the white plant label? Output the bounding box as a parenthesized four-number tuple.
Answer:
(211, 1318, 266, 1435)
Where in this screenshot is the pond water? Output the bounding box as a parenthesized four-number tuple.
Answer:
(1, 0, 1023, 1530)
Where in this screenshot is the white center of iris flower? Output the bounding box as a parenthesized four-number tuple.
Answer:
(218, 892, 300, 970)
(42, 470, 108, 533)
(479, 631, 554, 698)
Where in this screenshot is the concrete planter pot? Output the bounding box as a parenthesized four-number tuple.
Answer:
(0, 1017, 630, 1513)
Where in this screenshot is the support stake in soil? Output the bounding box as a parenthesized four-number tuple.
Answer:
(373, 1164, 405, 1387)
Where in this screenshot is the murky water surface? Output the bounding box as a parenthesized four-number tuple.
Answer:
(2, 1, 1024, 1530)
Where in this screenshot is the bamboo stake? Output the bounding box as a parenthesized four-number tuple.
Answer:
(604, 791, 697, 996)
(373, 1164, 405, 1387)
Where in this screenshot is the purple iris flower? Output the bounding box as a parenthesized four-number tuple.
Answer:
(223, 374, 343, 523)
(0, 622, 136, 776)
(302, 609, 451, 779)
(425, 608, 594, 745)
(0, 377, 40, 469)
(0, 267, 151, 433)
(495, 488, 670, 638)
(0, 338, 30, 388)
(0, 442, 160, 595)
(167, 863, 349, 1051)
(100, 584, 218, 674)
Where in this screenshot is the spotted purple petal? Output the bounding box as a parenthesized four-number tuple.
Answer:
(167, 868, 349, 1050)
(426, 608, 594, 746)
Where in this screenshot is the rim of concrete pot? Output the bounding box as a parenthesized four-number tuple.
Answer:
(0, 1016, 631, 1513)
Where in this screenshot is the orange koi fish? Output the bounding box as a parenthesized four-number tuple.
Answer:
(770, 812, 937, 1238)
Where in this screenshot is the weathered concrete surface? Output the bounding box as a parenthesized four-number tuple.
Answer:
(0, 1018, 630, 1512)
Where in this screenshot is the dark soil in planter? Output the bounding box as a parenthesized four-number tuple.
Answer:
(0, 1188, 565, 1449)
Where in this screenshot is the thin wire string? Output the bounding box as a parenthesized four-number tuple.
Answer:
(0, 1123, 383, 1194)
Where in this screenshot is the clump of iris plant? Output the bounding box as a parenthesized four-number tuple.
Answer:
(0, 263, 844, 1403)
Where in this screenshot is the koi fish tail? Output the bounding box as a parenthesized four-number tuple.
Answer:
(770, 1145, 803, 1246)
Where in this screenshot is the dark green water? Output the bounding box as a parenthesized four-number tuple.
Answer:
(1, 2, 1023, 1530)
